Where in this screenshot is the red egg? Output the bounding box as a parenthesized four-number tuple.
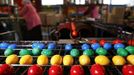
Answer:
(49, 65, 63, 75)
(122, 65, 134, 75)
(100, 39, 106, 46)
(128, 40, 134, 46)
(90, 39, 97, 44)
(0, 64, 14, 75)
(70, 65, 85, 75)
(28, 65, 43, 75)
(112, 39, 122, 44)
(90, 64, 105, 75)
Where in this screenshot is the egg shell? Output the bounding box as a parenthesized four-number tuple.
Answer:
(112, 55, 126, 65)
(28, 65, 43, 75)
(50, 55, 62, 65)
(81, 43, 90, 50)
(37, 55, 48, 65)
(5, 54, 19, 64)
(19, 55, 33, 64)
(65, 44, 72, 51)
(95, 55, 110, 65)
(91, 43, 101, 50)
(127, 55, 134, 65)
(63, 55, 74, 65)
(79, 55, 90, 65)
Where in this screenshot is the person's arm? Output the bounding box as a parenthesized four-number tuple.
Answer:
(19, 5, 27, 16)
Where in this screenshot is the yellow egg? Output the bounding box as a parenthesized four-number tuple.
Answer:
(95, 55, 110, 65)
(37, 55, 48, 65)
(127, 55, 134, 65)
(19, 55, 33, 65)
(63, 55, 74, 65)
(79, 55, 90, 65)
(5, 54, 19, 64)
(112, 55, 126, 65)
(50, 55, 62, 65)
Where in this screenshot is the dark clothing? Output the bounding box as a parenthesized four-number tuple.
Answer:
(124, 11, 131, 19)
(25, 25, 42, 40)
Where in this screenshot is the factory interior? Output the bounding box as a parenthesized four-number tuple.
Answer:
(0, 0, 134, 75)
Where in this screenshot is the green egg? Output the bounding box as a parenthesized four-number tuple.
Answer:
(4, 49, 14, 56)
(96, 47, 107, 55)
(117, 48, 128, 57)
(70, 49, 80, 57)
(19, 49, 32, 56)
(32, 48, 41, 56)
(41, 49, 53, 56)
(83, 49, 94, 56)
(125, 46, 134, 54)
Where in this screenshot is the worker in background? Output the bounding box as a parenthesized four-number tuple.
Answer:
(123, 7, 132, 24)
(19, 0, 42, 40)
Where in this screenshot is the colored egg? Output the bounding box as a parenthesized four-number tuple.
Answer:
(65, 44, 72, 51)
(63, 55, 74, 66)
(19, 49, 32, 56)
(81, 43, 90, 50)
(128, 40, 134, 46)
(4, 48, 14, 56)
(5, 54, 19, 64)
(41, 49, 53, 56)
(19, 55, 33, 64)
(37, 43, 45, 49)
(90, 64, 105, 75)
(32, 42, 45, 49)
(50, 55, 62, 65)
(96, 47, 107, 55)
(125, 46, 134, 54)
(117, 48, 128, 57)
(99, 39, 106, 46)
(37, 55, 48, 65)
(103, 43, 112, 50)
(112, 55, 126, 65)
(122, 65, 134, 75)
(112, 39, 122, 44)
(32, 48, 41, 56)
(70, 49, 80, 57)
(91, 43, 101, 50)
(90, 39, 97, 44)
(83, 49, 94, 56)
(0, 42, 9, 49)
(95, 55, 110, 65)
(127, 55, 134, 65)
(70, 65, 85, 75)
(0, 64, 14, 75)
(7, 44, 17, 49)
(49, 65, 63, 75)
(48, 42, 56, 50)
(79, 55, 90, 65)
(28, 65, 43, 75)
(114, 43, 125, 50)
(32, 42, 39, 48)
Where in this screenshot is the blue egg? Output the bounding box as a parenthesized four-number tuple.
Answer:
(48, 43, 56, 50)
(0, 42, 9, 49)
(81, 43, 90, 50)
(8, 44, 17, 49)
(114, 43, 125, 50)
(32, 42, 38, 49)
(91, 43, 100, 50)
(65, 44, 72, 51)
(103, 43, 112, 50)
(36, 43, 45, 50)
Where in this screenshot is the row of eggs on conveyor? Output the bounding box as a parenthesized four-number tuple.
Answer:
(0, 64, 134, 75)
(5, 54, 134, 66)
(2, 43, 134, 57)
(0, 39, 133, 50)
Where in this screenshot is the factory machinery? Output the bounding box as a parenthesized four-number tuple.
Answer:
(0, 38, 134, 75)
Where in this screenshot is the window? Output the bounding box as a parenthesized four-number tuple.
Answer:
(103, 0, 133, 5)
(41, 0, 63, 5)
